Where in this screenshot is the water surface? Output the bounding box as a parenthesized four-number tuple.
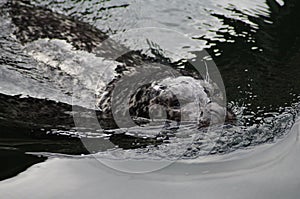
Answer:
(0, 0, 300, 185)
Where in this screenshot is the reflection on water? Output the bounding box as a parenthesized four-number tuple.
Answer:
(0, 0, 299, 180)
(0, 148, 46, 181)
(201, 0, 300, 124)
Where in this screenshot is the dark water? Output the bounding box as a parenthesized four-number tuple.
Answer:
(0, 0, 299, 180)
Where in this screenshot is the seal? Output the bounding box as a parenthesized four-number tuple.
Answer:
(7, 0, 235, 130)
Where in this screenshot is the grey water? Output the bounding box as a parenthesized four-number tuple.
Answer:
(0, 0, 300, 193)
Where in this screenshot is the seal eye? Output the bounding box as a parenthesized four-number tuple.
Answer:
(127, 83, 182, 125)
(159, 85, 167, 90)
